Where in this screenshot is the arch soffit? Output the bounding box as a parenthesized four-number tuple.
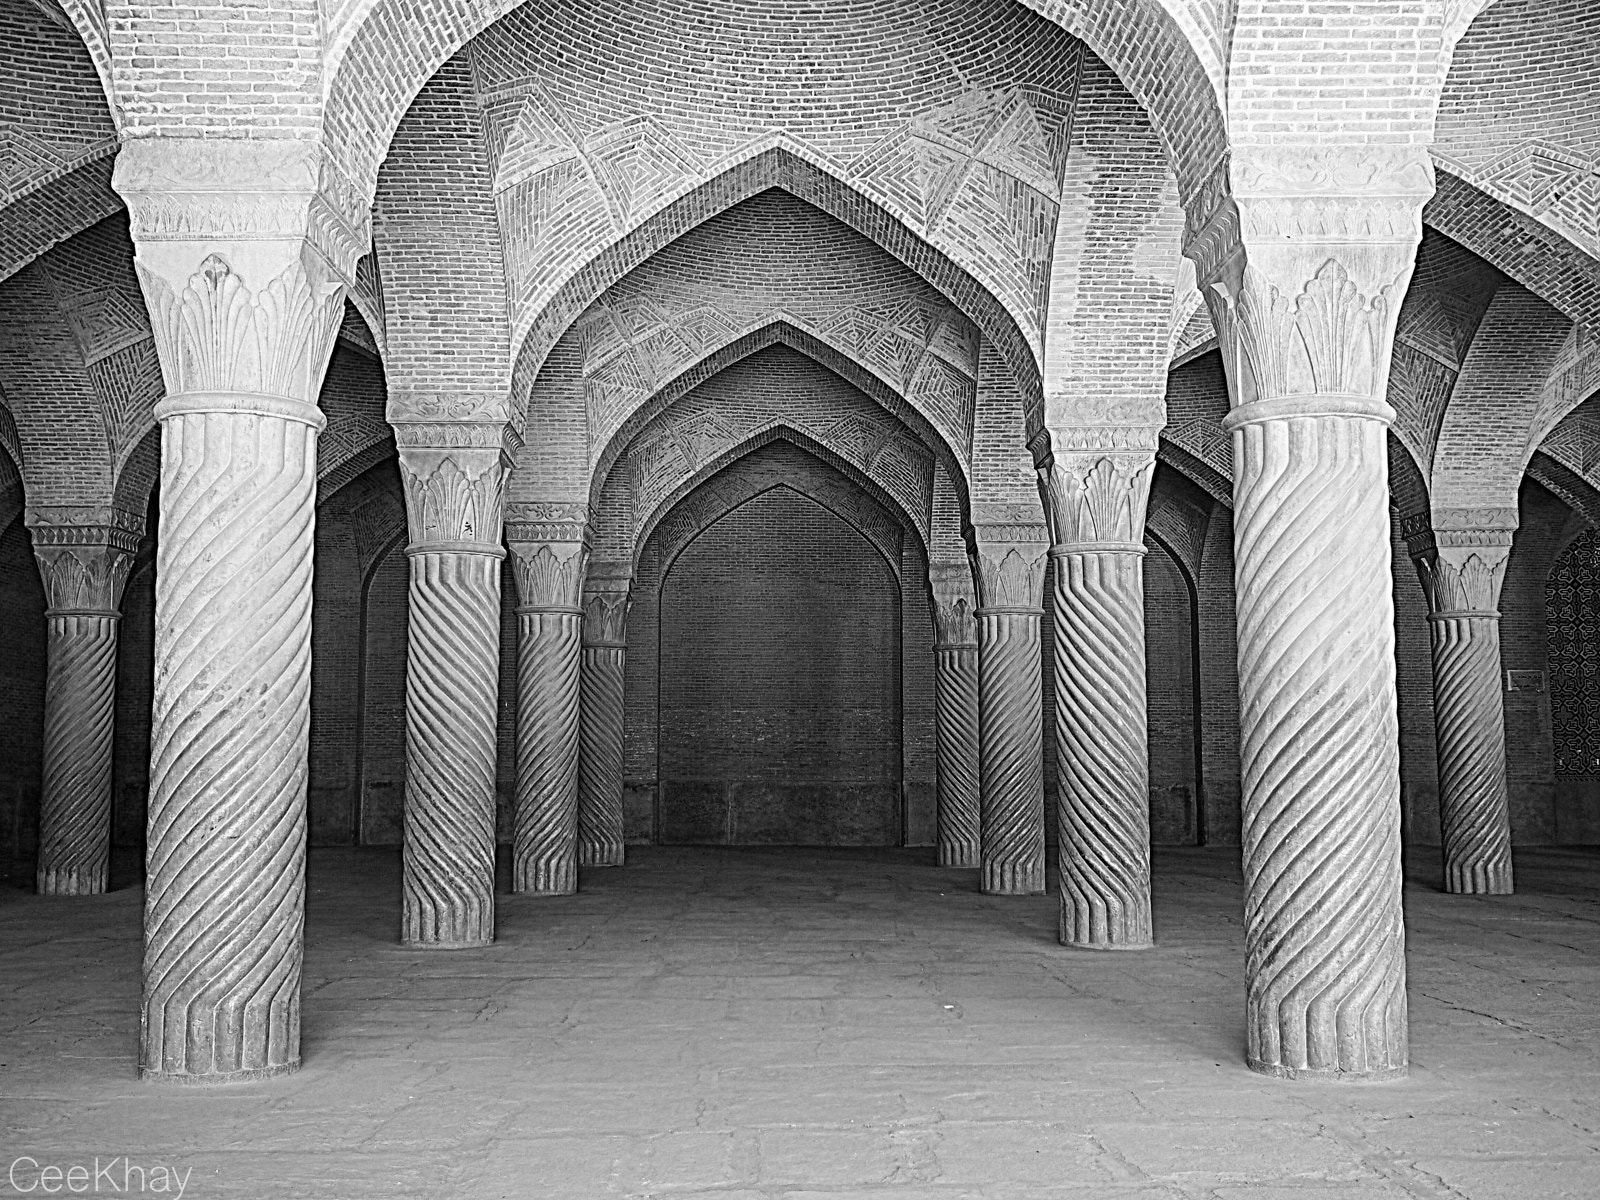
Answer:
(598, 360, 937, 563)
(1431, 283, 1575, 514)
(1528, 449, 1600, 533)
(586, 322, 971, 528)
(505, 149, 1039, 440)
(638, 431, 919, 585)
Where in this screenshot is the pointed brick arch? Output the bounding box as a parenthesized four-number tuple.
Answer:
(584, 322, 970, 526)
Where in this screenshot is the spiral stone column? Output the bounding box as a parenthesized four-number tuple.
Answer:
(28, 518, 140, 895)
(972, 520, 1049, 895)
(578, 560, 630, 868)
(1188, 144, 1431, 1079)
(115, 135, 366, 1082)
(1410, 518, 1516, 894)
(396, 427, 511, 945)
(929, 559, 980, 868)
(1041, 444, 1157, 949)
(506, 533, 587, 894)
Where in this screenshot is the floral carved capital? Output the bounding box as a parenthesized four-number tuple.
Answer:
(1038, 450, 1155, 551)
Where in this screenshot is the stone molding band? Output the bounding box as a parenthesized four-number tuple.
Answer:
(154, 391, 327, 431)
(1050, 542, 1147, 557)
(1221, 395, 1395, 432)
(407, 541, 507, 558)
(1428, 610, 1501, 622)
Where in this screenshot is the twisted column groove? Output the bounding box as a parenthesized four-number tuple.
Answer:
(141, 402, 320, 1082)
(1232, 408, 1407, 1080)
(402, 551, 503, 942)
(36, 614, 120, 895)
(978, 610, 1045, 895)
(1431, 613, 1514, 893)
(514, 611, 583, 893)
(1054, 550, 1153, 948)
(577, 644, 626, 867)
(933, 644, 980, 867)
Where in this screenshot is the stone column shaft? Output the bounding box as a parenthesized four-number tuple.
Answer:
(1413, 527, 1515, 894)
(30, 525, 138, 896)
(972, 527, 1049, 895)
(578, 573, 629, 868)
(1042, 447, 1158, 950)
(1189, 144, 1430, 1079)
(398, 429, 511, 945)
(508, 539, 588, 895)
(929, 560, 980, 868)
(143, 396, 323, 1082)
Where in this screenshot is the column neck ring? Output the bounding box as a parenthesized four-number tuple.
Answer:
(155, 391, 326, 432)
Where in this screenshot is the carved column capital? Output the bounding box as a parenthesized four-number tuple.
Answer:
(970, 520, 1049, 615)
(508, 540, 589, 613)
(928, 558, 977, 649)
(395, 423, 513, 555)
(1038, 445, 1156, 554)
(583, 560, 632, 649)
(27, 516, 142, 615)
(1187, 145, 1434, 419)
(1411, 509, 1518, 617)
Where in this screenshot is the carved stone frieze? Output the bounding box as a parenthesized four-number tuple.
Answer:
(506, 500, 592, 545)
(113, 138, 369, 281)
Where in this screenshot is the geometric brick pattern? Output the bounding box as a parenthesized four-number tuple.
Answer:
(1547, 526, 1600, 777)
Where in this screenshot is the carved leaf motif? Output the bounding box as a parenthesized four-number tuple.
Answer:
(140, 254, 344, 405)
(34, 544, 135, 611)
(511, 543, 588, 609)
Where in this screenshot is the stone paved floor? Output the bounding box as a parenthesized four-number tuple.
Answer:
(2, 845, 1599, 1199)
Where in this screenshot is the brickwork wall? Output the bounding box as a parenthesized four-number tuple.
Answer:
(1390, 516, 1441, 847)
(1498, 478, 1574, 844)
(308, 495, 363, 846)
(112, 555, 154, 849)
(1042, 51, 1185, 431)
(375, 54, 512, 418)
(1436, 0, 1600, 262)
(1226, 1, 1444, 145)
(1145, 537, 1197, 844)
(358, 539, 409, 844)
(0, 0, 116, 211)
(0, 514, 45, 871)
(1195, 501, 1240, 846)
(659, 486, 903, 846)
(1432, 285, 1573, 511)
(106, 0, 322, 137)
(624, 439, 932, 846)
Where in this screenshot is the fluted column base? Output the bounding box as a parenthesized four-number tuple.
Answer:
(1430, 612, 1515, 896)
(934, 643, 980, 869)
(978, 609, 1045, 897)
(1054, 548, 1153, 950)
(35, 612, 121, 896)
(514, 610, 582, 896)
(402, 550, 502, 948)
(577, 644, 626, 868)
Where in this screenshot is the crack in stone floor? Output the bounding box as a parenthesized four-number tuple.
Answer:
(2, 846, 1599, 1198)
